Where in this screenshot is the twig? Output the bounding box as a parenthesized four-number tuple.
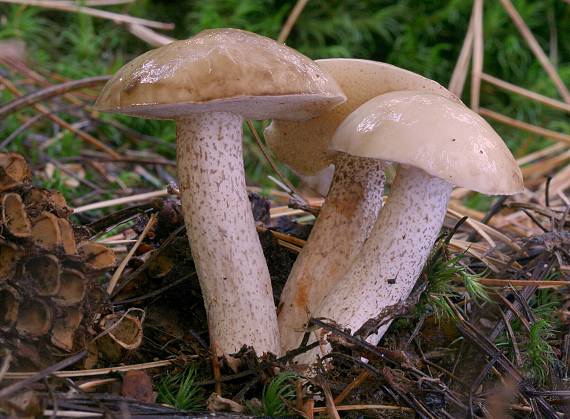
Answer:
(479, 107, 570, 144)
(0, 351, 86, 398)
(107, 213, 157, 294)
(499, 0, 570, 103)
(333, 370, 370, 405)
(481, 73, 570, 114)
(0, 74, 120, 158)
(277, 0, 309, 43)
(448, 12, 473, 96)
(470, 0, 484, 111)
(0, 0, 175, 30)
(0, 75, 109, 118)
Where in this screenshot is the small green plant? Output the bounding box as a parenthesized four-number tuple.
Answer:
(247, 372, 297, 417)
(157, 365, 205, 411)
(421, 249, 490, 320)
(525, 319, 556, 385)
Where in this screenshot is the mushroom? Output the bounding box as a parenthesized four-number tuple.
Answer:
(309, 91, 523, 360)
(95, 28, 345, 356)
(265, 59, 459, 354)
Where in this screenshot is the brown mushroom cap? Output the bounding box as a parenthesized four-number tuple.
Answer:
(332, 91, 524, 195)
(265, 58, 459, 175)
(95, 28, 345, 120)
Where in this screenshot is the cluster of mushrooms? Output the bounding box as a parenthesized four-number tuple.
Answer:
(0, 153, 116, 368)
(96, 28, 523, 363)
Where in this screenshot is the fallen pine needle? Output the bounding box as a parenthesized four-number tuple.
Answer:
(73, 189, 169, 213)
(313, 404, 414, 413)
(107, 213, 157, 294)
(3, 359, 176, 379)
(478, 278, 570, 288)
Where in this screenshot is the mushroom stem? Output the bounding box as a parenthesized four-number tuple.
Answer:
(278, 155, 385, 353)
(176, 112, 280, 356)
(312, 165, 452, 356)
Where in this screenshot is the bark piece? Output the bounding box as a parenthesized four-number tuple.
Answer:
(121, 370, 155, 403)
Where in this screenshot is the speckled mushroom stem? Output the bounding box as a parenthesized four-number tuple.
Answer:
(278, 155, 385, 354)
(304, 165, 452, 361)
(176, 112, 280, 356)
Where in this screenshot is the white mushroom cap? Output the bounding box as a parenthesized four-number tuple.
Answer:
(265, 59, 459, 175)
(332, 91, 524, 194)
(95, 28, 345, 120)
